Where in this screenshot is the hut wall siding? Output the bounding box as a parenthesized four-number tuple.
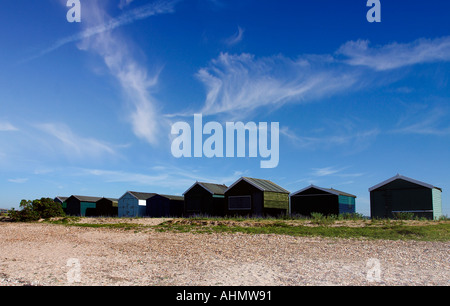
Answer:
(263, 191, 289, 210)
(119, 193, 146, 217)
(184, 185, 226, 216)
(338, 195, 356, 214)
(65, 198, 81, 216)
(95, 198, 118, 217)
(225, 180, 262, 216)
(168, 200, 184, 217)
(432, 188, 443, 220)
(80, 202, 96, 217)
(147, 196, 168, 217)
(290, 194, 341, 217)
(185, 185, 210, 215)
(146, 196, 184, 218)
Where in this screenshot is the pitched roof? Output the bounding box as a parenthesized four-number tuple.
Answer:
(155, 194, 184, 201)
(183, 182, 228, 196)
(54, 196, 69, 202)
(100, 197, 119, 202)
(127, 191, 157, 200)
(291, 185, 356, 198)
(368, 174, 441, 192)
(226, 177, 290, 194)
(69, 195, 103, 203)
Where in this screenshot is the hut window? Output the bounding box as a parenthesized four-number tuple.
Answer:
(228, 196, 251, 210)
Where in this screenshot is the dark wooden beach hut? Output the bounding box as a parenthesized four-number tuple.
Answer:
(65, 195, 102, 216)
(146, 194, 184, 217)
(183, 182, 228, 217)
(224, 177, 290, 217)
(54, 196, 68, 212)
(290, 185, 356, 217)
(85, 197, 119, 217)
(369, 174, 442, 220)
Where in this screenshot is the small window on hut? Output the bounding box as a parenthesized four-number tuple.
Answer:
(228, 196, 251, 210)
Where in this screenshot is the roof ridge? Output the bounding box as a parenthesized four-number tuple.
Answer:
(369, 174, 438, 192)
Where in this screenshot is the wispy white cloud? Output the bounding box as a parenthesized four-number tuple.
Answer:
(224, 26, 244, 46)
(311, 166, 364, 179)
(22, 1, 179, 146)
(19, 0, 180, 144)
(194, 52, 358, 117)
(36, 123, 117, 159)
(337, 36, 450, 71)
(392, 104, 450, 136)
(280, 126, 380, 152)
(26, 0, 179, 62)
(0, 122, 18, 132)
(190, 36, 450, 119)
(311, 166, 345, 177)
(80, 165, 241, 191)
(8, 178, 29, 184)
(118, 0, 136, 9)
(73, 0, 179, 145)
(82, 168, 168, 187)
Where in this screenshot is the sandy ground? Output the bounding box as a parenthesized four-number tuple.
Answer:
(0, 221, 448, 286)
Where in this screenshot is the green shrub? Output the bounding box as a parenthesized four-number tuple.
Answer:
(339, 212, 366, 220)
(8, 198, 65, 222)
(393, 212, 415, 220)
(310, 212, 336, 226)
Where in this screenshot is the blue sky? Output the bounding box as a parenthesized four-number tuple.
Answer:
(1, 0, 450, 216)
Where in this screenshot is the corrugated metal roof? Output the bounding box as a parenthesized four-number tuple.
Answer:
(158, 194, 184, 201)
(198, 182, 228, 195)
(325, 188, 356, 198)
(128, 191, 157, 200)
(227, 177, 290, 194)
(291, 185, 356, 198)
(104, 198, 119, 202)
(71, 195, 103, 203)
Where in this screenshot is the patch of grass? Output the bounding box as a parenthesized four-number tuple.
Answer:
(43, 216, 450, 241)
(69, 222, 143, 230)
(155, 218, 450, 241)
(46, 217, 144, 231)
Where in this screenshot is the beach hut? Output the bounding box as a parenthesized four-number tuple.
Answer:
(118, 191, 156, 218)
(65, 195, 103, 216)
(369, 174, 442, 220)
(290, 185, 356, 217)
(54, 196, 68, 212)
(224, 177, 290, 217)
(183, 182, 228, 217)
(146, 194, 184, 217)
(85, 198, 119, 217)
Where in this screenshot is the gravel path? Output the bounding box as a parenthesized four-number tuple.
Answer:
(0, 222, 448, 286)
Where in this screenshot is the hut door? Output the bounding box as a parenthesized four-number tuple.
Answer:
(124, 198, 135, 217)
